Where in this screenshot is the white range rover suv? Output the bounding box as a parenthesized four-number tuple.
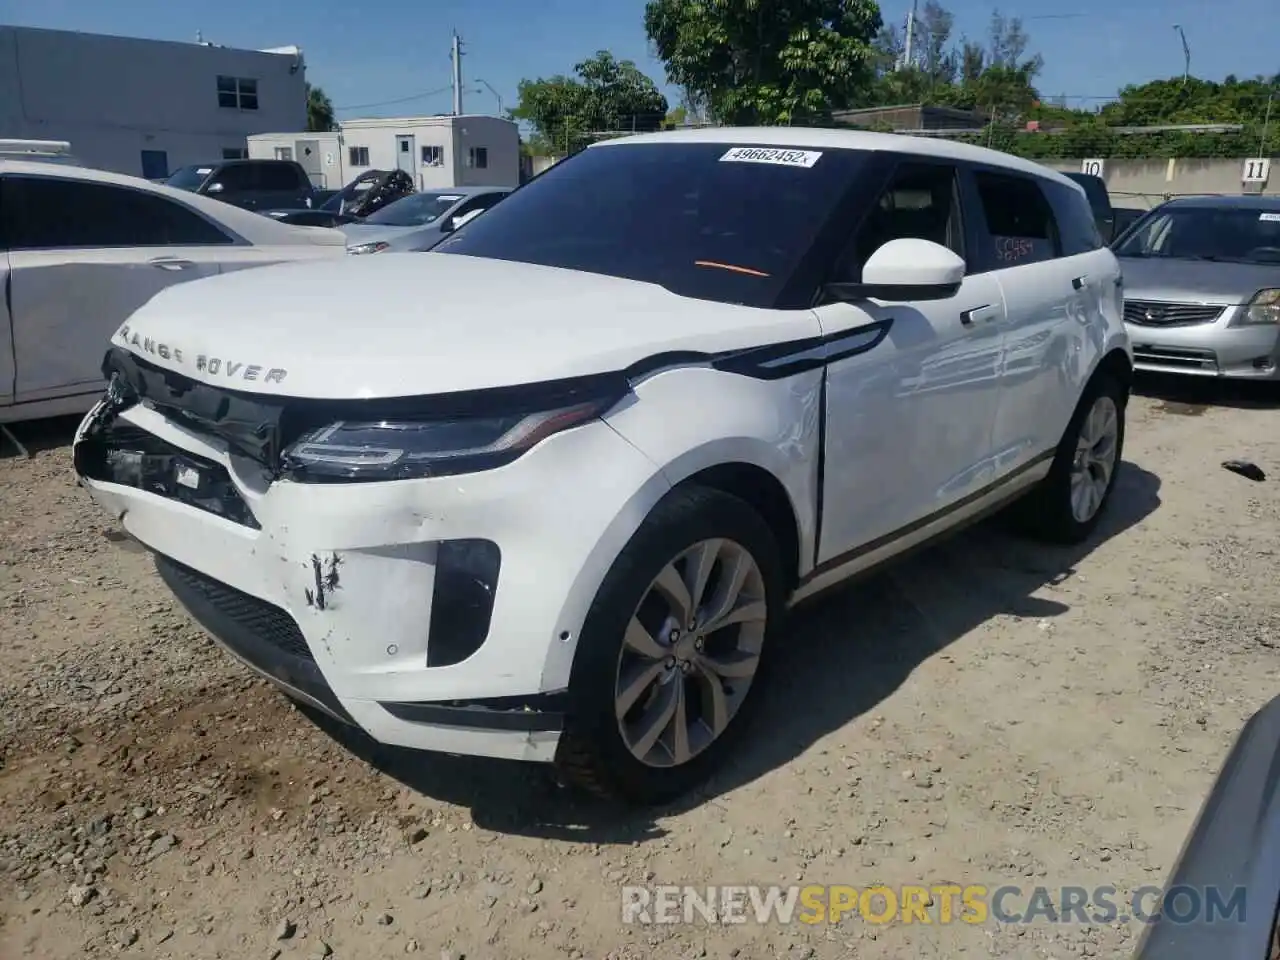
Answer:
(73, 128, 1131, 805)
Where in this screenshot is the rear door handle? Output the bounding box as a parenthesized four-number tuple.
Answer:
(1072, 275, 1088, 290)
(960, 304, 997, 326)
(149, 257, 195, 271)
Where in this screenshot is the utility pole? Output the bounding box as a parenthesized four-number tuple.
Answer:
(902, 0, 918, 70)
(450, 32, 465, 115)
(1172, 24, 1190, 87)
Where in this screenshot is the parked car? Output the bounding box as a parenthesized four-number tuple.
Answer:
(341, 186, 513, 254)
(1112, 206, 1146, 239)
(1131, 693, 1280, 960)
(259, 170, 417, 231)
(1062, 171, 1117, 242)
(165, 159, 315, 211)
(0, 160, 346, 424)
(72, 128, 1130, 805)
(1113, 195, 1280, 380)
(261, 208, 360, 229)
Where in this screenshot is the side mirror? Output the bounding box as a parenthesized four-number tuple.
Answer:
(825, 238, 965, 304)
(205, 181, 225, 195)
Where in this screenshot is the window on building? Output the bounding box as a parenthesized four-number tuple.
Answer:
(1, 175, 234, 249)
(421, 145, 444, 166)
(217, 76, 259, 111)
(222, 147, 248, 160)
(349, 146, 370, 166)
(273, 146, 294, 161)
(467, 147, 488, 170)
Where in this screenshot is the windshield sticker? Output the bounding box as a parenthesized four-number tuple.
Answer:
(719, 147, 823, 168)
(439, 195, 463, 202)
(196, 167, 213, 175)
(1259, 213, 1280, 222)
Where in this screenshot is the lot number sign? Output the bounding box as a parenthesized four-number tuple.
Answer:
(1242, 158, 1271, 183)
(1080, 159, 1105, 177)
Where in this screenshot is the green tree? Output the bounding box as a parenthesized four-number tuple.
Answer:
(644, 0, 883, 126)
(510, 51, 668, 155)
(306, 83, 335, 132)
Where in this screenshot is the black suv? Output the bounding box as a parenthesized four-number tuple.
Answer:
(165, 159, 315, 211)
(1062, 172, 1116, 243)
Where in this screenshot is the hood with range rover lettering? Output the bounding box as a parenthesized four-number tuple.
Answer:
(111, 252, 813, 399)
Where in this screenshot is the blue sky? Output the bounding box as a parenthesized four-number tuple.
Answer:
(4, 0, 1277, 120)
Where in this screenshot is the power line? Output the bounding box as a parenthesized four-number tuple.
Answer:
(334, 86, 454, 112)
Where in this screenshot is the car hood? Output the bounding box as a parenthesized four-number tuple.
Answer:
(1119, 256, 1280, 304)
(109, 252, 813, 399)
(338, 223, 426, 245)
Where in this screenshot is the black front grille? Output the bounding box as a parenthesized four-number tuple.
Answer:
(1124, 299, 1224, 327)
(157, 555, 313, 662)
(75, 420, 260, 529)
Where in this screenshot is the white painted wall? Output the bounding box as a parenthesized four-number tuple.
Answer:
(0, 25, 306, 178)
(337, 115, 520, 190)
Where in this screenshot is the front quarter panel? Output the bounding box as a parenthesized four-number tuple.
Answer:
(603, 364, 822, 580)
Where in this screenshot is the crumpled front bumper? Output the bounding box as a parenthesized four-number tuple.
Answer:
(73, 396, 666, 763)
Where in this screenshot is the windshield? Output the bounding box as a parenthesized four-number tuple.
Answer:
(434, 142, 869, 308)
(364, 192, 464, 226)
(1115, 205, 1280, 264)
(166, 165, 214, 191)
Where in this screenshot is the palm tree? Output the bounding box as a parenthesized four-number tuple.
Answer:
(306, 83, 336, 132)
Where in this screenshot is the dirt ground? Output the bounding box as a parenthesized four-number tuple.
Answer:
(1, 378, 1278, 960)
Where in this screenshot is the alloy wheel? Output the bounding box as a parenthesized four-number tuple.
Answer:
(614, 538, 768, 768)
(1069, 394, 1120, 523)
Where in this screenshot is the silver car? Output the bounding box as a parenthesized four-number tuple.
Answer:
(1115, 195, 1280, 380)
(341, 186, 512, 255)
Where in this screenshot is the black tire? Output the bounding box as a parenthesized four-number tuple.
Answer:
(1012, 372, 1128, 544)
(554, 485, 785, 805)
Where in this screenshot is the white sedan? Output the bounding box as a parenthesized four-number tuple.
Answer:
(0, 160, 345, 424)
(73, 128, 1130, 805)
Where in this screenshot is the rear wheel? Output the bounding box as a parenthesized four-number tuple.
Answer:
(555, 486, 784, 805)
(1012, 372, 1127, 544)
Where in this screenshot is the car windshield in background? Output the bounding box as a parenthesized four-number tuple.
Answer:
(165, 166, 213, 191)
(434, 142, 869, 308)
(364, 192, 464, 227)
(1114, 205, 1280, 264)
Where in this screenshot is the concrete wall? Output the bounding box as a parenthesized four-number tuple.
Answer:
(337, 115, 520, 190)
(0, 26, 306, 179)
(1045, 157, 1280, 209)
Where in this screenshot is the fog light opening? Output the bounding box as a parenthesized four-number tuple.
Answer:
(426, 539, 501, 668)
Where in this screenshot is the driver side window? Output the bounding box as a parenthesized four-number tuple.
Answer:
(842, 162, 964, 281)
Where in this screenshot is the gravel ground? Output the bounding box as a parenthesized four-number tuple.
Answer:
(1, 380, 1278, 960)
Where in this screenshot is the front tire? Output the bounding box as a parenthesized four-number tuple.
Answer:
(1014, 372, 1127, 544)
(555, 485, 785, 805)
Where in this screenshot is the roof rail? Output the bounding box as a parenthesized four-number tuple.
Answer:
(0, 139, 82, 166)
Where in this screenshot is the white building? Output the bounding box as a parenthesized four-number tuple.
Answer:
(247, 115, 520, 191)
(0, 25, 306, 179)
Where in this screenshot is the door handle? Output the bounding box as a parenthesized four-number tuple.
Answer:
(1072, 275, 1088, 290)
(959, 304, 996, 326)
(149, 257, 195, 271)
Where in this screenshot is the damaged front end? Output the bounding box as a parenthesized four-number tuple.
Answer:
(72, 348, 290, 529)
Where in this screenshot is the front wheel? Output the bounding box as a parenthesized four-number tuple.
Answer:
(1013, 373, 1127, 544)
(555, 486, 785, 805)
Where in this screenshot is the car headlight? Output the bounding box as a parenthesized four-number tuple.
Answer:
(280, 399, 614, 482)
(1242, 289, 1280, 325)
(347, 240, 390, 255)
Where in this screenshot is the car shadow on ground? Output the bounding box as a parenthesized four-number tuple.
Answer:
(1134, 372, 1280, 413)
(0, 414, 84, 459)
(302, 460, 1163, 844)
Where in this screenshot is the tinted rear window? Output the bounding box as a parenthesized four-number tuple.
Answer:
(434, 142, 869, 308)
(1065, 174, 1111, 214)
